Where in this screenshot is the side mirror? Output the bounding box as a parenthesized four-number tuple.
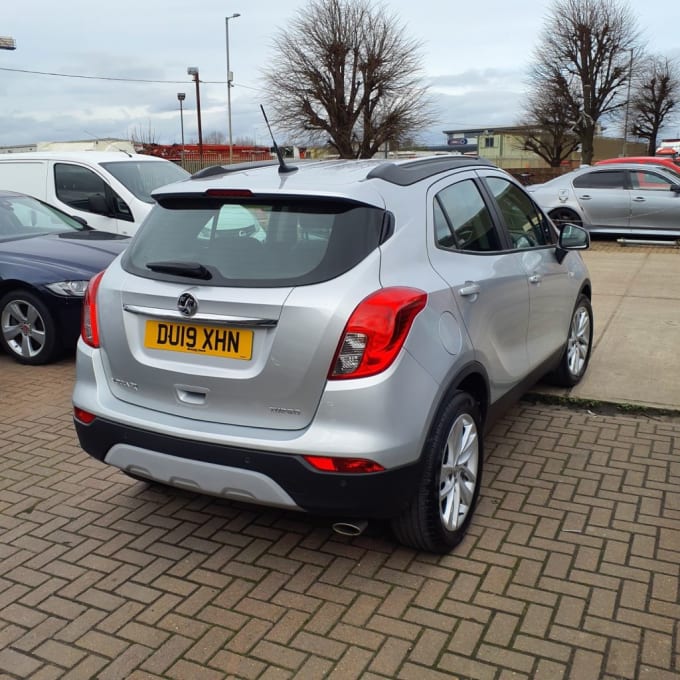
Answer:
(556, 224, 589, 263)
(559, 223, 589, 249)
(88, 194, 113, 216)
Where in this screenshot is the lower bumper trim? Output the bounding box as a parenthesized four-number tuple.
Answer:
(74, 416, 422, 518)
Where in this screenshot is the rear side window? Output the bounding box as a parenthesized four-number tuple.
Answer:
(123, 199, 385, 287)
(630, 170, 673, 191)
(573, 170, 625, 189)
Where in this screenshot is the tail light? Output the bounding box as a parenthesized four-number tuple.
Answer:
(329, 287, 427, 380)
(81, 270, 105, 348)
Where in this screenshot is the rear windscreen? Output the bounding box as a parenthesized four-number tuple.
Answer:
(123, 198, 385, 287)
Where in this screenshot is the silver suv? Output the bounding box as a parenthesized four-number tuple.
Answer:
(73, 155, 592, 553)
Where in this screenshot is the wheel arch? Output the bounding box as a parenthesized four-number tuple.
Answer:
(0, 279, 44, 298)
(428, 361, 490, 437)
(0, 280, 58, 325)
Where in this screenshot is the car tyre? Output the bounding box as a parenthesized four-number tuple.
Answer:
(0, 289, 61, 365)
(549, 208, 582, 229)
(549, 294, 593, 387)
(391, 391, 483, 553)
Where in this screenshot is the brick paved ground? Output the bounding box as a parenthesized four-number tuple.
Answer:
(1, 353, 679, 680)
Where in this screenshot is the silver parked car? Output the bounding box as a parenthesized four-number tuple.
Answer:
(72, 155, 592, 553)
(527, 163, 680, 236)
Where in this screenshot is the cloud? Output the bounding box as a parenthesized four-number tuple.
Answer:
(2, 0, 679, 150)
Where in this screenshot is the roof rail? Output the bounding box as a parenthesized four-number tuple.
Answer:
(191, 160, 279, 180)
(367, 156, 494, 186)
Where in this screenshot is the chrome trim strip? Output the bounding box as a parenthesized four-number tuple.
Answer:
(123, 304, 278, 327)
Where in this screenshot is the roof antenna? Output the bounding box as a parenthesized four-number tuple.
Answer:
(260, 105, 297, 174)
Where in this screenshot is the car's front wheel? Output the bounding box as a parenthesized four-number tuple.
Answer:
(0, 290, 60, 365)
(391, 391, 483, 553)
(550, 294, 593, 387)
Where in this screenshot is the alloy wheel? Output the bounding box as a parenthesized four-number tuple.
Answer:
(1, 298, 48, 360)
(567, 305, 591, 378)
(439, 412, 479, 531)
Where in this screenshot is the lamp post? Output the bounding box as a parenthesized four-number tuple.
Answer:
(225, 13, 241, 164)
(187, 67, 203, 164)
(177, 93, 186, 167)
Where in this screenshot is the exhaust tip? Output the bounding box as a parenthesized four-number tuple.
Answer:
(332, 520, 368, 537)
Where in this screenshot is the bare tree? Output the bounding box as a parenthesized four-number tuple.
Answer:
(519, 77, 581, 166)
(261, 0, 434, 158)
(203, 130, 227, 145)
(530, 0, 640, 164)
(128, 121, 158, 146)
(628, 56, 679, 155)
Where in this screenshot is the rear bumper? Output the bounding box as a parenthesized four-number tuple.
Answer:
(74, 416, 421, 518)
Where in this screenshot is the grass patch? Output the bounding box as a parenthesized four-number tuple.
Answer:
(522, 391, 680, 420)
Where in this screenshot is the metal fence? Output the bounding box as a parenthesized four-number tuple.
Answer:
(176, 149, 273, 174)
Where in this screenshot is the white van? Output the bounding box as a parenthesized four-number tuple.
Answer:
(0, 152, 190, 235)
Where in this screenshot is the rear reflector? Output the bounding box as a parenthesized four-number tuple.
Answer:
(303, 456, 385, 474)
(73, 407, 96, 424)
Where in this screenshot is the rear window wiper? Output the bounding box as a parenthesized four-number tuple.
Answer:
(146, 261, 212, 280)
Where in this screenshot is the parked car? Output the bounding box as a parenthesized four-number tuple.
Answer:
(0, 190, 128, 365)
(72, 155, 592, 553)
(527, 163, 680, 236)
(595, 156, 680, 178)
(0, 152, 189, 236)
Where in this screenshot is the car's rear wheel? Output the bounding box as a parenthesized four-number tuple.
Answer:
(391, 391, 483, 553)
(549, 207, 582, 229)
(550, 294, 593, 387)
(0, 290, 60, 365)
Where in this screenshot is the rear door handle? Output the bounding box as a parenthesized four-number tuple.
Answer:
(632, 196, 646, 202)
(529, 274, 542, 284)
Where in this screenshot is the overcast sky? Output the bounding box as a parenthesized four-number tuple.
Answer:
(2, 0, 680, 149)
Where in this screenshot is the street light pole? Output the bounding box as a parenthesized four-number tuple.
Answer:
(225, 13, 241, 164)
(187, 67, 203, 164)
(177, 92, 186, 167)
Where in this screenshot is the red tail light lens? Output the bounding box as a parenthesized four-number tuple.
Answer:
(329, 287, 427, 380)
(81, 270, 105, 348)
(303, 455, 385, 473)
(73, 407, 96, 424)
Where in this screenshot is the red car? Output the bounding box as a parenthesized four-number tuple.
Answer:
(595, 156, 680, 178)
